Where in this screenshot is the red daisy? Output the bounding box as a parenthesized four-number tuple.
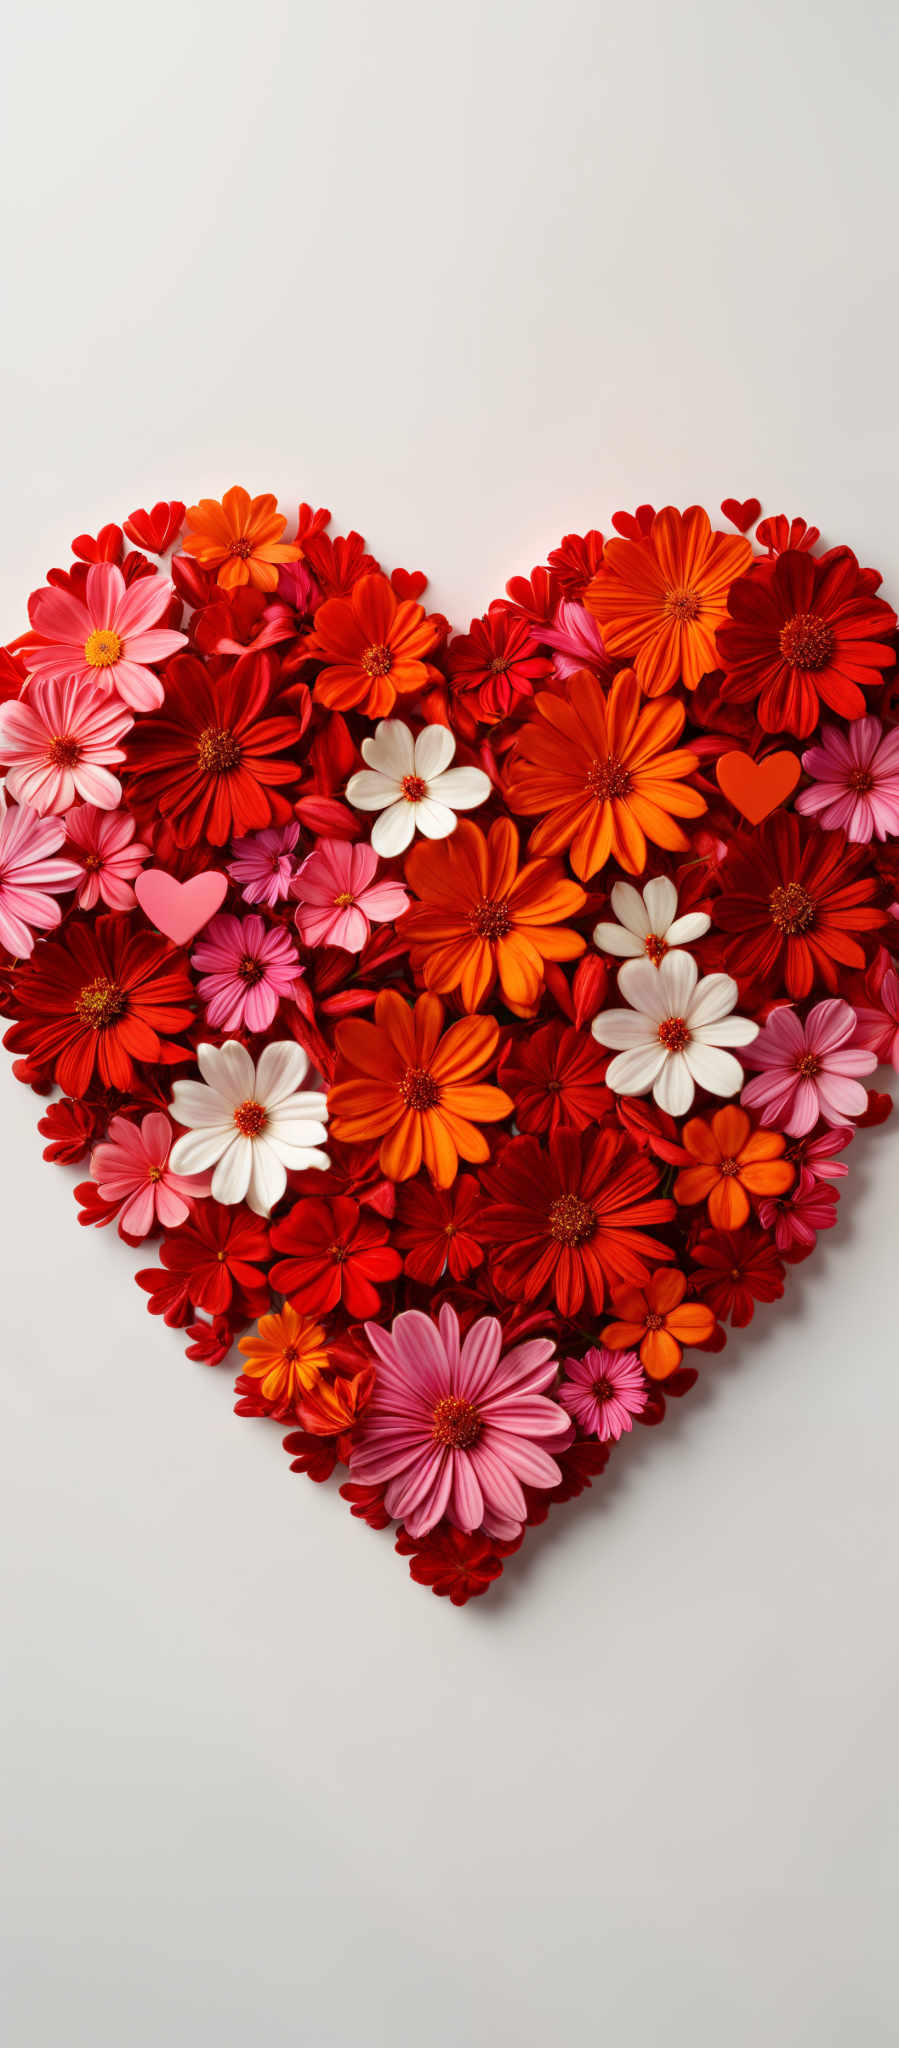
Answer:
(122, 653, 305, 846)
(715, 814, 884, 998)
(136, 1204, 270, 1321)
(716, 547, 897, 737)
(688, 1226, 786, 1328)
(498, 1021, 613, 1138)
(545, 530, 605, 601)
(269, 1195, 401, 1318)
(478, 1126, 675, 1319)
(393, 1175, 486, 1285)
(445, 609, 550, 722)
(3, 913, 195, 1096)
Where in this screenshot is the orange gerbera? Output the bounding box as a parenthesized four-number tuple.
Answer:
(402, 817, 587, 1013)
(503, 667, 706, 879)
(585, 506, 752, 696)
(181, 486, 301, 592)
(603, 1269, 716, 1381)
(673, 1105, 794, 1229)
(305, 573, 440, 716)
(237, 1303, 330, 1407)
(328, 989, 513, 1187)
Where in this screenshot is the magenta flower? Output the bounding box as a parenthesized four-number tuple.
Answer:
(349, 1303, 573, 1540)
(292, 839, 409, 952)
(0, 797, 80, 956)
(559, 1346, 647, 1442)
(25, 562, 187, 711)
(540, 599, 612, 680)
(796, 716, 899, 843)
(190, 911, 301, 1033)
(758, 1167, 839, 1256)
(741, 999, 876, 1136)
(64, 803, 151, 911)
(228, 823, 301, 907)
(0, 676, 132, 814)
(91, 1111, 209, 1239)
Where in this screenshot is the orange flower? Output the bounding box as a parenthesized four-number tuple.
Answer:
(402, 817, 587, 1013)
(503, 667, 706, 879)
(237, 1303, 330, 1406)
(585, 506, 752, 696)
(181, 486, 301, 592)
(673, 1105, 794, 1229)
(604, 1269, 715, 1380)
(328, 989, 513, 1187)
(305, 573, 439, 716)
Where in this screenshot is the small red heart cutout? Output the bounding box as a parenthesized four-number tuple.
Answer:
(716, 749, 801, 824)
(720, 496, 761, 533)
(135, 868, 228, 945)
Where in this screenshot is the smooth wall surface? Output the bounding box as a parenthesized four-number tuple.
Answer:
(1, 5, 897, 2043)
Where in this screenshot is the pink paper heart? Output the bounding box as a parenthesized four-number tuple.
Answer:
(134, 868, 228, 946)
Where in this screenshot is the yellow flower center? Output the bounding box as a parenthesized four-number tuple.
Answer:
(768, 881, 815, 935)
(196, 725, 241, 774)
(74, 976, 126, 1030)
(84, 627, 123, 668)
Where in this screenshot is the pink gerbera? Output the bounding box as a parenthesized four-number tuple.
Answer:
(0, 676, 132, 815)
(559, 1345, 647, 1442)
(64, 803, 151, 911)
(0, 796, 80, 956)
(190, 910, 301, 1032)
(741, 999, 876, 1137)
(292, 839, 409, 952)
(91, 1110, 209, 1238)
(228, 823, 302, 907)
(349, 1303, 573, 1539)
(25, 562, 187, 711)
(796, 716, 899, 843)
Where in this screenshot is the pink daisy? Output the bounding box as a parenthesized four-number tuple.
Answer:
(0, 676, 132, 815)
(784, 1124, 853, 1183)
(190, 911, 301, 1033)
(349, 1302, 573, 1540)
(741, 999, 877, 1136)
(25, 562, 187, 712)
(292, 839, 409, 952)
(91, 1111, 209, 1239)
(558, 1345, 647, 1442)
(0, 796, 80, 956)
(757, 1167, 839, 1257)
(64, 804, 151, 912)
(228, 823, 301, 908)
(854, 964, 899, 1074)
(796, 716, 899, 843)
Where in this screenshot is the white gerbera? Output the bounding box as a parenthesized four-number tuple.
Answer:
(591, 952, 758, 1117)
(345, 718, 491, 857)
(168, 1040, 328, 1218)
(593, 877, 710, 964)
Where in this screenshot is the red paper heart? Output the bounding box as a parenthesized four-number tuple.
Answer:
(715, 749, 801, 824)
(720, 496, 761, 533)
(135, 868, 228, 945)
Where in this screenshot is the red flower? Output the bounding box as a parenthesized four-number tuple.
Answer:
(393, 1175, 486, 1285)
(269, 1196, 401, 1318)
(122, 653, 305, 846)
(715, 814, 884, 998)
(395, 1523, 522, 1605)
(136, 1203, 270, 1321)
(445, 610, 549, 722)
(479, 1126, 675, 1318)
(717, 548, 896, 736)
(4, 914, 194, 1096)
(498, 1021, 612, 1138)
(546, 531, 605, 601)
(688, 1227, 786, 1328)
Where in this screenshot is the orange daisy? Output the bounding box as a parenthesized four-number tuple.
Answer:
(237, 1303, 330, 1407)
(181, 486, 301, 592)
(603, 1269, 716, 1381)
(585, 505, 752, 696)
(673, 1105, 794, 1229)
(402, 817, 587, 1013)
(328, 989, 513, 1187)
(503, 667, 706, 879)
(305, 573, 440, 716)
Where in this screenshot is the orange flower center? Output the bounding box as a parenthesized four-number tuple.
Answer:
(657, 1015, 691, 1052)
(664, 585, 702, 622)
(469, 895, 513, 940)
(399, 1065, 440, 1110)
(333, 891, 356, 907)
(644, 932, 668, 964)
(147, 1165, 163, 1183)
(362, 642, 393, 678)
(432, 1394, 483, 1451)
(848, 765, 874, 793)
(778, 611, 835, 671)
(768, 880, 815, 934)
(718, 1157, 740, 1177)
(84, 627, 123, 668)
(74, 976, 126, 1029)
(489, 655, 508, 675)
(587, 754, 632, 802)
(83, 852, 103, 870)
(48, 732, 82, 768)
(796, 1051, 821, 1079)
(592, 1376, 614, 1403)
(644, 1311, 665, 1331)
(233, 1099, 267, 1136)
(400, 773, 428, 804)
(197, 725, 241, 774)
(548, 1192, 597, 1244)
(227, 536, 254, 559)
(237, 954, 264, 985)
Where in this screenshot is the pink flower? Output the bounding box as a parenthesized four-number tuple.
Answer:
(91, 1111, 209, 1239)
(228, 823, 301, 908)
(0, 676, 132, 814)
(796, 716, 899, 843)
(741, 999, 877, 1137)
(349, 1303, 573, 1540)
(0, 796, 80, 956)
(190, 911, 301, 1033)
(292, 839, 409, 952)
(757, 1167, 839, 1257)
(64, 804, 151, 911)
(540, 599, 612, 680)
(559, 1346, 647, 1442)
(25, 562, 187, 711)
(854, 964, 899, 1073)
(784, 1124, 853, 1183)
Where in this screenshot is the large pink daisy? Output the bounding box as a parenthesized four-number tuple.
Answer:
(25, 562, 187, 711)
(0, 676, 133, 814)
(0, 797, 81, 956)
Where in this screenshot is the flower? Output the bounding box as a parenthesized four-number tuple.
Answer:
(25, 562, 186, 711)
(591, 952, 758, 1117)
(402, 817, 586, 1012)
(122, 654, 304, 846)
(269, 1195, 402, 1317)
(349, 1302, 572, 1540)
(497, 1020, 612, 1137)
(64, 803, 150, 911)
(757, 1166, 839, 1258)
(0, 797, 80, 956)
(716, 547, 897, 737)
(328, 990, 512, 1188)
(228, 823, 302, 907)
(584, 505, 752, 695)
(688, 1227, 786, 1328)
(190, 912, 301, 1033)
(854, 964, 899, 1072)
(346, 718, 490, 858)
(740, 999, 877, 1136)
(90, 1110, 208, 1238)
(478, 1125, 675, 1318)
(715, 814, 884, 998)
(540, 599, 611, 681)
(593, 875, 710, 963)
(604, 1270, 716, 1380)
(3, 913, 195, 1095)
(796, 717, 899, 843)
(292, 839, 409, 951)
(503, 668, 706, 879)
(558, 1346, 647, 1442)
(136, 1203, 270, 1320)
(237, 1304, 330, 1408)
(0, 676, 133, 815)
(306, 573, 439, 715)
(673, 1104, 793, 1226)
(393, 1176, 485, 1284)
(445, 610, 549, 721)
(168, 1040, 329, 1218)
(180, 487, 300, 591)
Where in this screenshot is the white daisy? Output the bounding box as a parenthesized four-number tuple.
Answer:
(168, 1040, 329, 1218)
(345, 718, 491, 857)
(591, 952, 758, 1117)
(593, 877, 710, 965)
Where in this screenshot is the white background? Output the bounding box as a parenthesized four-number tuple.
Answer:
(1, 3, 898, 2043)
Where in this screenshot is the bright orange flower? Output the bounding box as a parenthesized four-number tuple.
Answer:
(673, 1105, 794, 1229)
(402, 817, 587, 1013)
(328, 989, 513, 1187)
(603, 1269, 716, 1380)
(305, 573, 439, 716)
(181, 486, 301, 592)
(585, 506, 752, 696)
(237, 1302, 330, 1406)
(503, 667, 706, 879)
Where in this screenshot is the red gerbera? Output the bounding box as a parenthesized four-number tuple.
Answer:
(478, 1126, 675, 1318)
(716, 547, 897, 737)
(715, 813, 884, 998)
(269, 1195, 401, 1319)
(122, 653, 306, 846)
(135, 1203, 270, 1322)
(688, 1226, 786, 1328)
(445, 610, 550, 722)
(498, 1021, 613, 1138)
(4, 914, 194, 1096)
(393, 1175, 486, 1285)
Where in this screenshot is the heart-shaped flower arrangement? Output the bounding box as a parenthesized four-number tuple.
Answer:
(2, 490, 898, 1605)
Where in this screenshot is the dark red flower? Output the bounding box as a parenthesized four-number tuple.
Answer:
(393, 1176, 486, 1285)
(688, 1227, 785, 1328)
(123, 653, 306, 845)
(395, 1522, 522, 1604)
(269, 1196, 401, 1318)
(4, 914, 194, 1097)
(498, 1021, 612, 1138)
(717, 548, 896, 736)
(445, 609, 550, 722)
(546, 530, 605, 601)
(136, 1204, 270, 1320)
(479, 1126, 675, 1318)
(715, 814, 884, 998)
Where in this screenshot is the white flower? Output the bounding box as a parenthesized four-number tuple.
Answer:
(345, 719, 491, 857)
(591, 952, 758, 1117)
(593, 877, 710, 964)
(168, 1040, 328, 1218)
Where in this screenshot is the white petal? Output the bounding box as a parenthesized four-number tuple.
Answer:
(605, 1043, 668, 1094)
(686, 972, 740, 1028)
(168, 1080, 233, 1130)
(617, 955, 672, 1021)
(371, 801, 416, 856)
(653, 1051, 695, 1116)
(169, 1127, 230, 1174)
(591, 1008, 657, 1050)
(346, 770, 397, 812)
(642, 876, 678, 934)
(413, 724, 456, 779)
(413, 799, 460, 840)
(427, 765, 491, 810)
(211, 1135, 253, 1204)
(198, 1039, 254, 1101)
(609, 880, 651, 937)
(362, 719, 415, 778)
(684, 1042, 747, 1098)
(691, 1015, 759, 1048)
(657, 948, 699, 1016)
(665, 910, 711, 945)
(255, 1039, 308, 1104)
(592, 923, 645, 957)
(246, 1138, 287, 1217)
